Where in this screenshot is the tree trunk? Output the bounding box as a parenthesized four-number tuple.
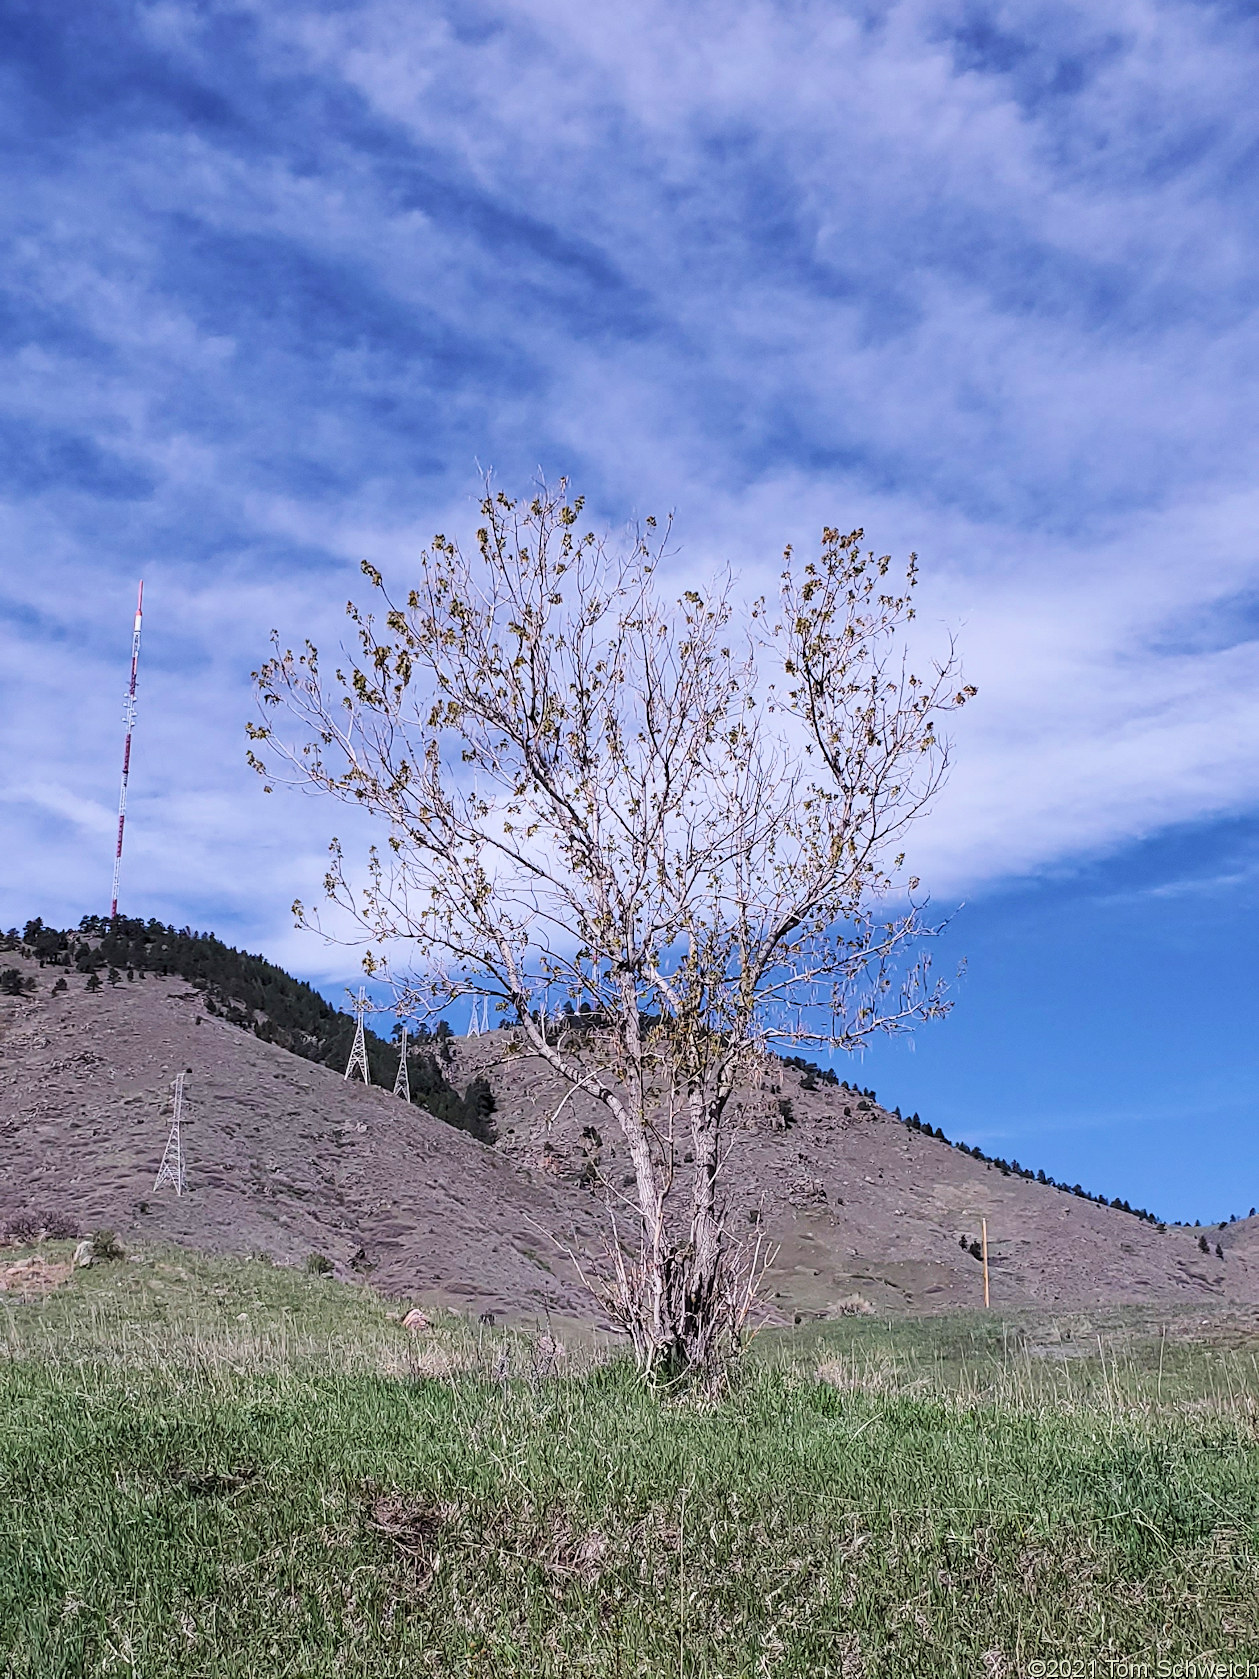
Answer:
(610, 1082, 734, 1389)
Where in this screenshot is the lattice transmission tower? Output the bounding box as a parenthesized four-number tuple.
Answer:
(392, 1024, 410, 1101)
(344, 988, 372, 1084)
(154, 1071, 188, 1196)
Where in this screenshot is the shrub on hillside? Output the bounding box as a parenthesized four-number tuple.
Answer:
(780, 1055, 839, 1088)
(3, 1209, 78, 1244)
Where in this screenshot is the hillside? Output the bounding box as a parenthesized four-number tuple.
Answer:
(3, 934, 1257, 1321)
(447, 1029, 1259, 1316)
(0, 950, 601, 1327)
(13, 917, 496, 1141)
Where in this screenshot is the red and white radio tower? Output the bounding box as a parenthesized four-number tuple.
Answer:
(109, 581, 144, 920)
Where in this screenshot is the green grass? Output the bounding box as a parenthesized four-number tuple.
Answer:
(4, 1247, 1259, 1675)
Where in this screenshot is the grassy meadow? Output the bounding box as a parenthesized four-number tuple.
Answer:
(3, 1245, 1259, 1676)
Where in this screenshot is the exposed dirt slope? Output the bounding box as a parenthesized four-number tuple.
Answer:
(447, 1030, 1259, 1316)
(3, 952, 1255, 1320)
(0, 960, 601, 1327)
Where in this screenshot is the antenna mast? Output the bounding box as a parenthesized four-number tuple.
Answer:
(110, 581, 144, 919)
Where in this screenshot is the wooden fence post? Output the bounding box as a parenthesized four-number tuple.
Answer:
(981, 1217, 990, 1309)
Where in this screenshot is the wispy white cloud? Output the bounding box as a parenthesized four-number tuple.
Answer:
(1, 0, 1257, 956)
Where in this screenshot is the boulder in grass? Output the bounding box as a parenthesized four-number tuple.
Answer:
(401, 1308, 430, 1332)
(73, 1240, 94, 1269)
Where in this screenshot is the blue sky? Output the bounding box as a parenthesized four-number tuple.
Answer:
(1, 0, 1257, 1221)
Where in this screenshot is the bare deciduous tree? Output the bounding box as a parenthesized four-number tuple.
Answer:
(249, 482, 974, 1385)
